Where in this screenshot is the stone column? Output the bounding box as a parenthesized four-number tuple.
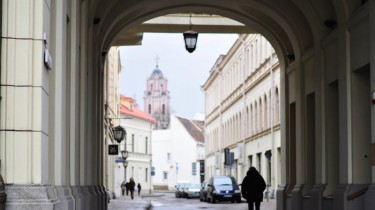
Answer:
(1, 0, 50, 186)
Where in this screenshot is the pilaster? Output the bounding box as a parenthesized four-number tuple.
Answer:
(55, 186, 74, 210)
(291, 184, 303, 210)
(310, 184, 326, 210)
(71, 186, 84, 210)
(276, 184, 287, 210)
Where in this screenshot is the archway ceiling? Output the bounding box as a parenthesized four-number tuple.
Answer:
(92, 0, 338, 62)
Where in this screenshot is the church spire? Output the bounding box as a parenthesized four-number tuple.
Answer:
(155, 55, 159, 68)
(144, 58, 170, 130)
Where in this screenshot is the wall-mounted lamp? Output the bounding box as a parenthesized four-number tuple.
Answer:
(183, 13, 198, 53)
(113, 125, 126, 143)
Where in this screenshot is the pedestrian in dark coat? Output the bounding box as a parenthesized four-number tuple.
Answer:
(137, 183, 142, 195)
(241, 167, 266, 210)
(125, 182, 129, 196)
(128, 177, 136, 199)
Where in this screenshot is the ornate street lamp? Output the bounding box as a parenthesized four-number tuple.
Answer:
(121, 150, 129, 160)
(183, 14, 198, 53)
(123, 161, 128, 168)
(113, 125, 126, 143)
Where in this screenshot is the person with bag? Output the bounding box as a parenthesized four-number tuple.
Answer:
(241, 167, 266, 210)
(120, 181, 126, 196)
(128, 177, 136, 199)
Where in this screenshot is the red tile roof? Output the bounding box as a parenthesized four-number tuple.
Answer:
(120, 95, 156, 123)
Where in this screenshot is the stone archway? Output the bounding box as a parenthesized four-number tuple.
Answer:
(1, 1, 374, 210)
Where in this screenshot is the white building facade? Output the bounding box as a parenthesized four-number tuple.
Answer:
(103, 47, 123, 197)
(203, 34, 281, 197)
(152, 115, 205, 190)
(117, 95, 155, 195)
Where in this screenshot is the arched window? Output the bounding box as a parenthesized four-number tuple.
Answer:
(160, 84, 163, 91)
(254, 102, 258, 133)
(250, 104, 253, 135)
(275, 87, 280, 124)
(162, 104, 165, 114)
(150, 84, 153, 91)
(264, 95, 268, 129)
(259, 99, 262, 131)
(148, 104, 151, 114)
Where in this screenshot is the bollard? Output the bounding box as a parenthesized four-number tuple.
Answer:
(0, 175, 6, 210)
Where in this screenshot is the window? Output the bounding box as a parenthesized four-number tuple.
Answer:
(132, 134, 135, 152)
(192, 162, 197, 176)
(167, 153, 171, 161)
(163, 171, 168, 180)
(257, 153, 261, 172)
(145, 137, 148, 154)
(162, 104, 165, 114)
(145, 168, 148, 182)
(148, 104, 151, 114)
(248, 155, 253, 167)
(151, 167, 155, 176)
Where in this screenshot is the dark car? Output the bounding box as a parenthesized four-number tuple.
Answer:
(199, 181, 208, 202)
(206, 175, 241, 203)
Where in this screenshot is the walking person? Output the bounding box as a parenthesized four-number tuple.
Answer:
(137, 183, 142, 195)
(128, 177, 136, 199)
(125, 182, 129, 196)
(241, 167, 266, 210)
(121, 181, 126, 196)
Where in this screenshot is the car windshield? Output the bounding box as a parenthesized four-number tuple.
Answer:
(213, 177, 234, 186)
(189, 184, 201, 189)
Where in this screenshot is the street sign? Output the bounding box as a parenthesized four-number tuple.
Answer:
(115, 157, 125, 163)
(108, 145, 119, 155)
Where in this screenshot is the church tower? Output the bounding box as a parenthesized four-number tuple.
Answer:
(143, 63, 170, 129)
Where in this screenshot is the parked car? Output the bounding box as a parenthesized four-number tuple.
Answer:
(185, 184, 201, 199)
(199, 181, 208, 202)
(181, 183, 191, 198)
(206, 175, 241, 203)
(176, 183, 190, 198)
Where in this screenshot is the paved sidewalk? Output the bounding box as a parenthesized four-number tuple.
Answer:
(108, 194, 152, 210)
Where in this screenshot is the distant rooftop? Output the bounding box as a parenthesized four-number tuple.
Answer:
(176, 116, 204, 143)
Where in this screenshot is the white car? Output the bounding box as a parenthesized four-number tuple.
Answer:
(185, 184, 201, 199)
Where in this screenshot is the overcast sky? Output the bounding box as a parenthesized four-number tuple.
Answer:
(119, 33, 238, 119)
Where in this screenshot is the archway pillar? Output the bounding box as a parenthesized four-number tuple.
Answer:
(365, 0, 375, 209)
